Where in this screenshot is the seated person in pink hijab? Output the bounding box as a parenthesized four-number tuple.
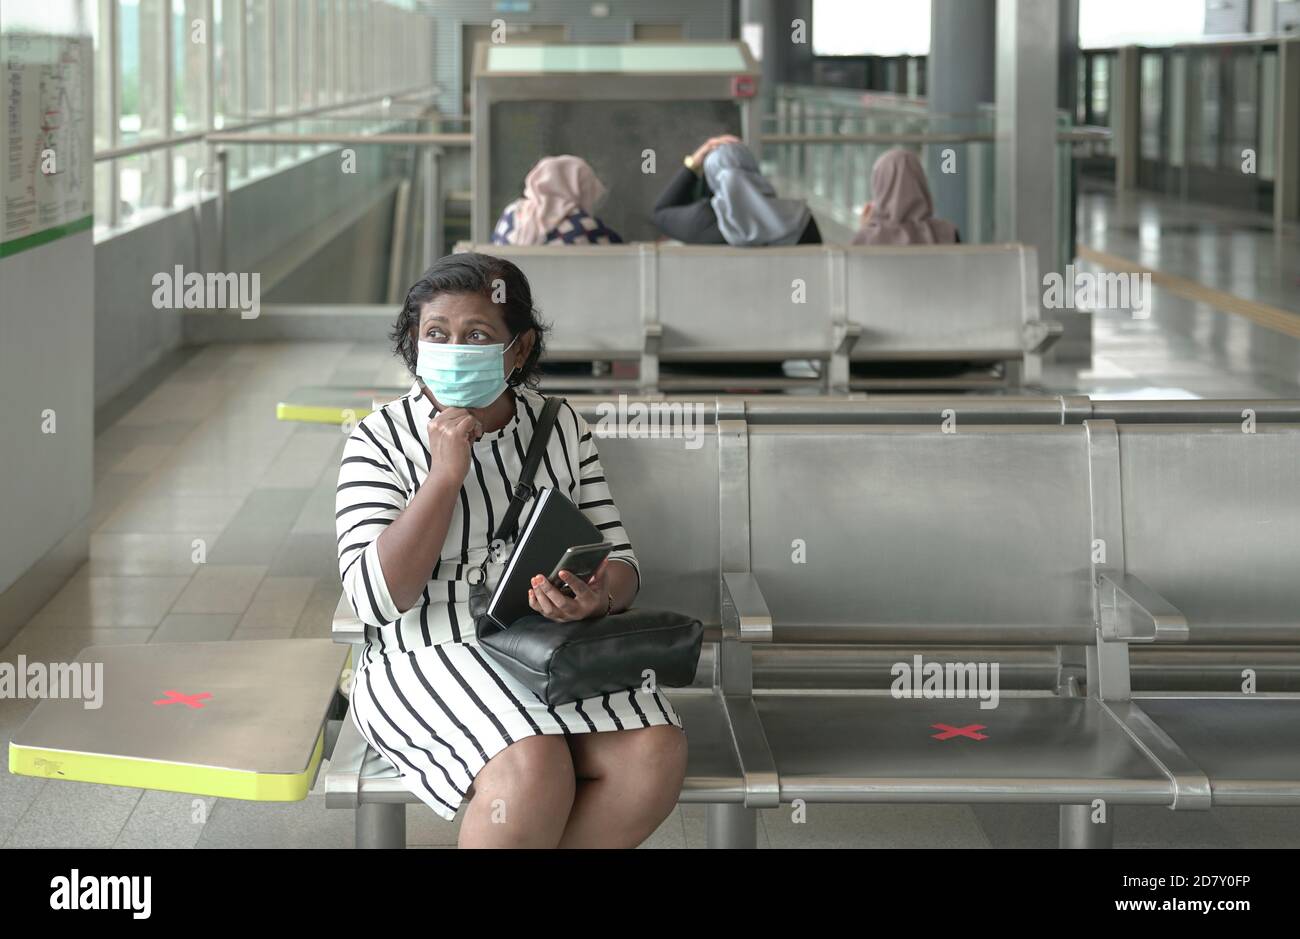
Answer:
(492, 155, 623, 245)
(853, 148, 960, 246)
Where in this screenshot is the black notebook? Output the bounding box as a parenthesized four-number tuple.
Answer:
(487, 487, 603, 629)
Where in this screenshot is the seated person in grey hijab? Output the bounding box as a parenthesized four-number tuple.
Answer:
(653, 136, 821, 245)
(853, 148, 960, 245)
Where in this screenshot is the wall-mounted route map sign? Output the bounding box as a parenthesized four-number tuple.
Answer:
(0, 32, 93, 258)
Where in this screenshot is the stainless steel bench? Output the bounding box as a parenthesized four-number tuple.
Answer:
(326, 399, 1300, 847)
(453, 242, 1059, 391)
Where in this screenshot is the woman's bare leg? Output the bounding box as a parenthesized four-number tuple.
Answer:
(558, 725, 687, 848)
(458, 735, 576, 848)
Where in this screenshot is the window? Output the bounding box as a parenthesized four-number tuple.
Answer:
(296, 0, 314, 109)
(172, 0, 207, 203)
(91, 0, 429, 234)
(811, 0, 929, 57)
(1079, 0, 1204, 48)
(117, 0, 168, 221)
(273, 0, 293, 114)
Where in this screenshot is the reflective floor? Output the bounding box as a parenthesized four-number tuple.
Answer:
(1046, 182, 1300, 399)
(4, 183, 1300, 847)
(1077, 180, 1299, 317)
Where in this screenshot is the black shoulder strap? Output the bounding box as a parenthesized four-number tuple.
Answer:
(493, 395, 564, 543)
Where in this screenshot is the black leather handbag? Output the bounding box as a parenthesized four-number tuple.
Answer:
(467, 396, 703, 708)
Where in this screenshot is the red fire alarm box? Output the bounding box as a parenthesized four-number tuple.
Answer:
(731, 76, 757, 98)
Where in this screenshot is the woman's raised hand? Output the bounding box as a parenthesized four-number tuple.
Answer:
(426, 407, 483, 488)
(690, 134, 742, 168)
(527, 560, 610, 622)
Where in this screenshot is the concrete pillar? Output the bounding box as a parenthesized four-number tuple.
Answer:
(1113, 46, 1141, 191)
(995, 0, 1059, 290)
(928, 0, 996, 242)
(0, 2, 95, 644)
(1276, 38, 1300, 226)
(1057, 0, 1080, 119)
(739, 0, 780, 120)
(1059, 0, 1080, 270)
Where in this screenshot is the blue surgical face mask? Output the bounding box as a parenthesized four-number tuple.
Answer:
(416, 335, 519, 409)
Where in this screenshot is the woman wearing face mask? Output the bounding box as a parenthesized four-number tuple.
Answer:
(652, 135, 821, 245)
(334, 252, 686, 848)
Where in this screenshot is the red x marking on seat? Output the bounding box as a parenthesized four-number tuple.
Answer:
(153, 689, 212, 709)
(931, 723, 987, 741)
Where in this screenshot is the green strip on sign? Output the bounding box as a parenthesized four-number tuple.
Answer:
(0, 215, 94, 259)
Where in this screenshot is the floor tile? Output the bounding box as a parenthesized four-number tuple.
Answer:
(151, 613, 241, 643)
(114, 791, 217, 848)
(293, 578, 344, 639)
(760, 803, 991, 849)
(195, 794, 353, 849)
(86, 532, 216, 576)
(5, 779, 143, 848)
(26, 573, 190, 630)
(237, 577, 318, 629)
(97, 493, 246, 535)
(171, 565, 267, 615)
(110, 443, 179, 475)
(268, 532, 340, 579)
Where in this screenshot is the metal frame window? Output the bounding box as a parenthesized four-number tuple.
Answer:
(92, 0, 431, 237)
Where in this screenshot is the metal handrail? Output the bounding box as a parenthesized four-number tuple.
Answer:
(760, 128, 1111, 145)
(204, 131, 471, 147)
(762, 131, 994, 145)
(93, 85, 438, 162)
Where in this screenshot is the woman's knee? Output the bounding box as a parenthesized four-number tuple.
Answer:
(473, 735, 576, 805)
(617, 727, 687, 827)
(626, 725, 688, 790)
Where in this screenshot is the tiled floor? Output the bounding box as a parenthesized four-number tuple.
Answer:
(1047, 183, 1300, 399)
(1077, 181, 1299, 317)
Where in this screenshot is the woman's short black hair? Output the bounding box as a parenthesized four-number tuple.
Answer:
(391, 252, 549, 387)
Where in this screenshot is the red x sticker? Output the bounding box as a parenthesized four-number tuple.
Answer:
(931, 723, 987, 741)
(153, 689, 212, 709)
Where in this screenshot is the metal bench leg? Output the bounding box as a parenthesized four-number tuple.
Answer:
(706, 804, 757, 849)
(356, 802, 406, 849)
(1059, 805, 1113, 849)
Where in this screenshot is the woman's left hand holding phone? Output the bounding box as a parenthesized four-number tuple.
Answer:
(528, 559, 609, 622)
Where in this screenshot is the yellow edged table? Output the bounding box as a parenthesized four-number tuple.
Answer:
(9, 639, 350, 802)
(275, 386, 406, 425)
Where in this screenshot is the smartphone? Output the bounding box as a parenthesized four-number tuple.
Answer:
(546, 542, 614, 596)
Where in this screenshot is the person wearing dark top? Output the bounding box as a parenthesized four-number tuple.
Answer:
(652, 135, 821, 245)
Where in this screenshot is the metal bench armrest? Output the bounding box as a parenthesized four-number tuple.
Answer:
(833, 320, 862, 354)
(721, 572, 773, 642)
(333, 593, 363, 644)
(325, 705, 368, 808)
(1023, 319, 1064, 354)
(1098, 572, 1189, 643)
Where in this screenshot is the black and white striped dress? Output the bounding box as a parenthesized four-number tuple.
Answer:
(335, 383, 682, 820)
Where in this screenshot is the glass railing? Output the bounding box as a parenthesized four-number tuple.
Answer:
(761, 83, 1106, 272)
(92, 89, 441, 238)
(189, 116, 470, 307)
